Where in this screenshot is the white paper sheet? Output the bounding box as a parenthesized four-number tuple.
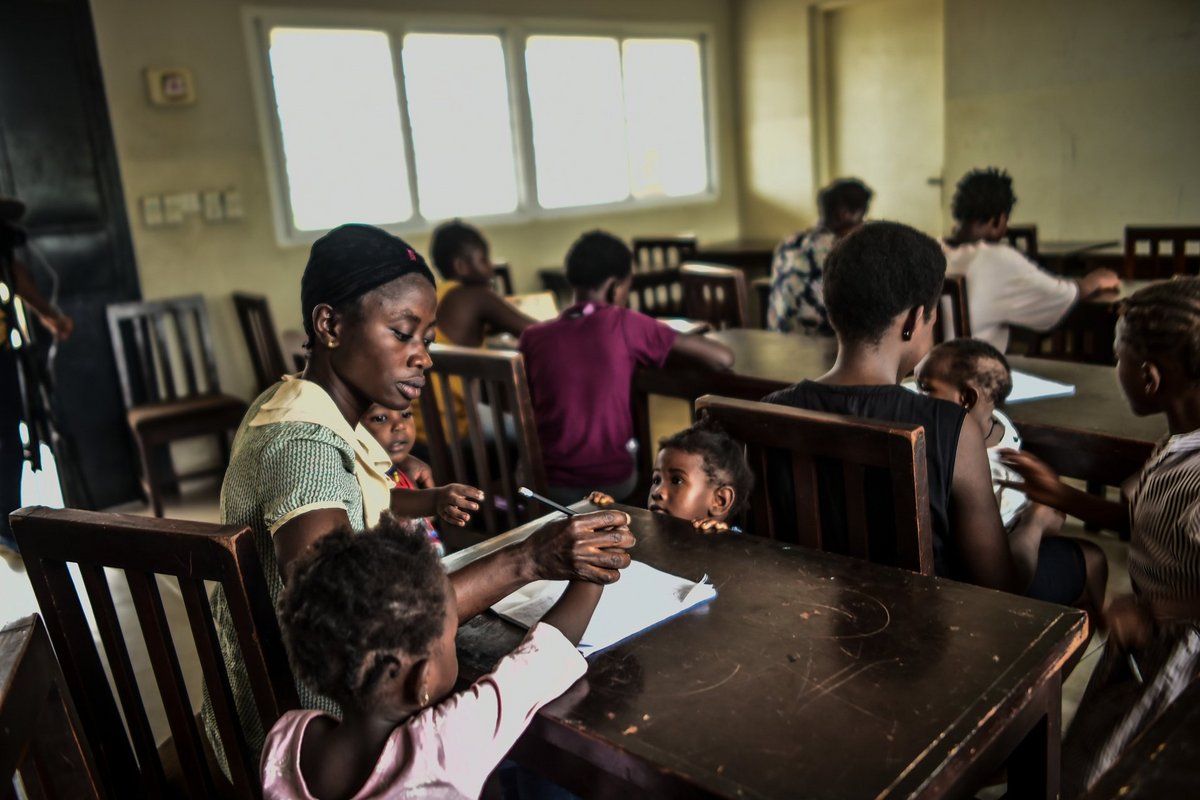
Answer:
(1006, 369, 1076, 403)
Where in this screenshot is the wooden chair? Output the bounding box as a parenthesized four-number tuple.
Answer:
(695, 395, 934, 575)
(752, 276, 771, 329)
(419, 345, 548, 538)
(630, 269, 684, 317)
(680, 263, 749, 330)
(1123, 226, 1200, 279)
(632, 236, 697, 273)
(106, 295, 248, 517)
(1, 615, 104, 799)
(1005, 224, 1039, 260)
(232, 292, 288, 393)
(491, 262, 515, 296)
(11, 506, 299, 800)
(934, 275, 972, 342)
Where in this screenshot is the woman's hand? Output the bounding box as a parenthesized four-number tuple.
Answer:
(1105, 593, 1154, 652)
(524, 509, 635, 584)
(435, 484, 484, 527)
(998, 449, 1068, 508)
(398, 454, 435, 489)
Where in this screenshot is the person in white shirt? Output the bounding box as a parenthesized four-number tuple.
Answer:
(941, 167, 1119, 352)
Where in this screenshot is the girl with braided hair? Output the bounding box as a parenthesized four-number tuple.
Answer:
(1000, 278, 1200, 794)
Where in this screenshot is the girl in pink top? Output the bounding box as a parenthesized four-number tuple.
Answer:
(261, 512, 618, 799)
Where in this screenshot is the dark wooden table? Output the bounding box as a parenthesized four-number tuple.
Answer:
(1036, 239, 1120, 275)
(633, 329, 1163, 486)
(446, 506, 1088, 799)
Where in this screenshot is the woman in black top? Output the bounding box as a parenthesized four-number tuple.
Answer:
(764, 221, 1036, 593)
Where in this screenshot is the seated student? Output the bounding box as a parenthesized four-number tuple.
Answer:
(914, 338, 1107, 612)
(262, 513, 609, 800)
(768, 178, 872, 335)
(361, 401, 446, 556)
(999, 279, 1200, 795)
(520, 230, 734, 506)
(764, 221, 1036, 593)
(942, 167, 1120, 352)
(588, 417, 754, 533)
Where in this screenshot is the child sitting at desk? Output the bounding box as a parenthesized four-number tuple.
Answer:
(763, 221, 1038, 595)
(361, 401, 446, 556)
(588, 417, 754, 532)
(914, 338, 1107, 612)
(520, 230, 734, 506)
(262, 513, 608, 800)
(999, 279, 1200, 795)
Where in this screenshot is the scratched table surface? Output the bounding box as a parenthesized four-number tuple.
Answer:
(448, 506, 1087, 799)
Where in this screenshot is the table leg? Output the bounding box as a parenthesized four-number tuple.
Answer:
(1006, 672, 1062, 800)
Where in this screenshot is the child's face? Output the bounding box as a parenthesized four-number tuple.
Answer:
(648, 447, 728, 522)
(454, 245, 494, 285)
(361, 402, 416, 464)
(913, 355, 995, 436)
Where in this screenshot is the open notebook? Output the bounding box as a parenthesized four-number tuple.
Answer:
(492, 560, 716, 657)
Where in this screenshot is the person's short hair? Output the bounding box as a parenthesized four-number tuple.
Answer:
(565, 230, 633, 289)
(951, 167, 1016, 224)
(1119, 277, 1200, 383)
(659, 417, 754, 518)
(300, 224, 436, 341)
(278, 514, 447, 708)
(823, 221, 946, 344)
(430, 219, 488, 280)
(818, 178, 873, 221)
(925, 339, 1013, 406)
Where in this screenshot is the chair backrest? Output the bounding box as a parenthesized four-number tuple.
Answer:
(418, 345, 548, 536)
(106, 295, 223, 409)
(491, 262, 515, 296)
(1005, 224, 1039, 260)
(680, 263, 749, 330)
(695, 395, 934, 575)
(1124, 226, 1200, 279)
(11, 507, 299, 800)
(630, 269, 684, 318)
(752, 276, 771, 329)
(632, 236, 698, 272)
(232, 292, 288, 393)
(934, 275, 972, 343)
(1, 614, 104, 799)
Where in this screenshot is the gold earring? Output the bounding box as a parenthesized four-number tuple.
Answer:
(328, 340, 339, 349)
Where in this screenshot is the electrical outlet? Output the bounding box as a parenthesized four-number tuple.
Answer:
(141, 195, 164, 227)
(202, 190, 223, 221)
(222, 188, 244, 220)
(162, 194, 187, 224)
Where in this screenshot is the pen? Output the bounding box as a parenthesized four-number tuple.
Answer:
(1127, 652, 1145, 684)
(517, 486, 578, 517)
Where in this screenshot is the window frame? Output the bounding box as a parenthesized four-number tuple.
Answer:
(242, 7, 720, 245)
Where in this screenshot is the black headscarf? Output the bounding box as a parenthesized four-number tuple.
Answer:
(300, 223, 437, 339)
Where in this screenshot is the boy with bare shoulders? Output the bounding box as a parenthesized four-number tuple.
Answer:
(429, 220, 536, 347)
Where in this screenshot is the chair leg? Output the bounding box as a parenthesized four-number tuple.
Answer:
(135, 436, 164, 517)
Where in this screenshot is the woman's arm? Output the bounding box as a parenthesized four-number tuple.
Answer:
(670, 334, 735, 370)
(950, 420, 1025, 592)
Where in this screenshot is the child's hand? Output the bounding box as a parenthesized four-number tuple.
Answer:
(692, 517, 731, 534)
(399, 454, 435, 489)
(1104, 593, 1154, 652)
(435, 484, 484, 527)
(587, 491, 615, 506)
(998, 449, 1066, 507)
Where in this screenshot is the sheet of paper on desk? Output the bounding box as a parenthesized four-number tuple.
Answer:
(659, 318, 710, 335)
(1007, 370, 1076, 403)
(491, 560, 716, 657)
(508, 291, 559, 322)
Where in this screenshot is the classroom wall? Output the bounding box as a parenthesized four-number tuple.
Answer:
(89, 0, 741, 400)
(943, 0, 1200, 237)
(733, 0, 820, 239)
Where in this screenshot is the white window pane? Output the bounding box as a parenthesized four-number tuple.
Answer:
(402, 34, 519, 219)
(622, 39, 709, 198)
(268, 28, 412, 231)
(525, 36, 630, 209)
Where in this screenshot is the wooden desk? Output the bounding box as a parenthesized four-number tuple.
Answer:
(633, 329, 1163, 485)
(1012, 279, 1157, 365)
(448, 506, 1087, 799)
(1036, 240, 1120, 275)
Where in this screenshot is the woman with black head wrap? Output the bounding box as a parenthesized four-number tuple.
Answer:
(203, 224, 635, 767)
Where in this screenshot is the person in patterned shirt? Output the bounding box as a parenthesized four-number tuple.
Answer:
(767, 178, 872, 335)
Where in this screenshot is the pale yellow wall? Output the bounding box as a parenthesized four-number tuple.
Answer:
(733, 0, 820, 239)
(826, 0, 943, 234)
(944, 0, 1200, 237)
(90, 0, 741, 400)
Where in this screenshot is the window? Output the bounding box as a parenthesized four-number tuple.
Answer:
(249, 14, 715, 241)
